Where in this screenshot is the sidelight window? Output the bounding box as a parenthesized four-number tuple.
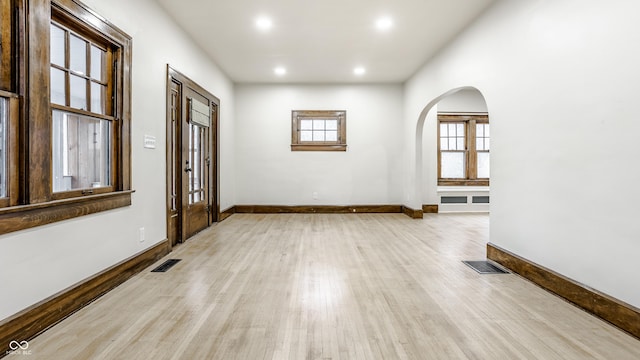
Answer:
(189, 123, 207, 204)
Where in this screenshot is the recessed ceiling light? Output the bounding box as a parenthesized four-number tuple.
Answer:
(274, 67, 286, 76)
(255, 16, 273, 31)
(375, 17, 393, 31)
(354, 67, 366, 75)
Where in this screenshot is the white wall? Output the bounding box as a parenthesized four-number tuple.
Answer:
(0, 0, 235, 321)
(405, 0, 640, 307)
(437, 89, 488, 113)
(235, 84, 403, 205)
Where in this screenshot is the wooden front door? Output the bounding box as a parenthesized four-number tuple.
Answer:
(182, 88, 211, 239)
(167, 67, 218, 245)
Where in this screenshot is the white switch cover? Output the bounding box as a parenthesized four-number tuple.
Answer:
(139, 227, 145, 242)
(143, 135, 156, 149)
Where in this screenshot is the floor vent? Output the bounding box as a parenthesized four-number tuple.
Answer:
(463, 260, 509, 274)
(151, 259, 182, 273)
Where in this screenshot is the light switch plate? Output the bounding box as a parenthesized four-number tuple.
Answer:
(143, 135, 156, 149)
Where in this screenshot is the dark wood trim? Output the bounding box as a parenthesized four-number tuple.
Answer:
(27, 0, 52, 203)
(438, 179, 490, 186)
(438, 113, 489, 121)
(235, 205, 402, 214)
(0, 190, 133, 235)
(291, 110, 347, 152)
(232, 204, 440, 218)
(290, 144, 347, 152)
(487, 243, 640, 340)
(166, 75, 181, 247)
(50, 103, 116, 121)
(0, 0, 14, 91)
(52, 0, 131, 42)
(0, 90, 18, 98)
(0, 239, 171, 355)
(6, 94, 20, 207)
(402, 206, 423, 219)
(212, 99, 220, 224)
(422, 204, 439, 213)
(166, 67, 220, 116)
(219, 206, 236, 222)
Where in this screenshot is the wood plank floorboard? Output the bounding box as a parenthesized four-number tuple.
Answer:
(25, 213, 640, 359)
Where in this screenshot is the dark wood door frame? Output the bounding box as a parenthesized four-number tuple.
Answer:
(166, 65, 220, 245)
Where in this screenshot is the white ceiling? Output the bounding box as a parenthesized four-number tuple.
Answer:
(154, 0, 496, 84)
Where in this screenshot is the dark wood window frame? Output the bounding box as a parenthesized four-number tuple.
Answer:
(438, 113, 490, 186)
(0, 0, 15, 91)
(0, 90, 19, 208)
(291, 110, 347, 151)
(0, 0, 133, 236)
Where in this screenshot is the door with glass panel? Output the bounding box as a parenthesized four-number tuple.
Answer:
(166, 68, 217, 244)
(182, 88, 211, 239)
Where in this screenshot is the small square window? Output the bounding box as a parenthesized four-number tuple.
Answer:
(291, 110, 346, 151)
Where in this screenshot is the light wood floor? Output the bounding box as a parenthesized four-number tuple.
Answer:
(27, 213, 640, 359)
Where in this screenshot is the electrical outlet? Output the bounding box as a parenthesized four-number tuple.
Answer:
(312, 192, 318, 200)
(139, 227, 145, 242)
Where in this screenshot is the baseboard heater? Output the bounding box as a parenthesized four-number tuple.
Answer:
(440, 196, 490, 204)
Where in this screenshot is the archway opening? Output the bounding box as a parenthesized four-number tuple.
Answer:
(414, 87, 490, 213)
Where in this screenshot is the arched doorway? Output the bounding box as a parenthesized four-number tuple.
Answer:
(414, 87, 490, 213)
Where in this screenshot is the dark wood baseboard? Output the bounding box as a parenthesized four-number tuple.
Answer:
(422, 204, 439, 213)
(401, 206, 423, 219)
(487, 243, 640, 340)
(232, 204, 437, 219)
(0, 240, 171, 355)
(219, 206, 236, 222)
(235, 205, 403, 214)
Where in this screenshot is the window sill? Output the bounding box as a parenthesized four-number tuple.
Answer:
(291, 144, 347, 152)
(437, 186, 490, 192)
(0, 190, 134, 235)
(438, 179, 489, 186)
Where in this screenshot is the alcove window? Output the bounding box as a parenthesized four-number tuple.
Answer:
(438, 113, 489, 186)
